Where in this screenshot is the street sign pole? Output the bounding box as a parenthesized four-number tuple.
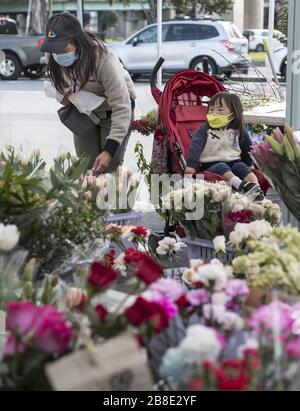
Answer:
(286, 0, 300, 129)
(25, 0, 32, 35)
(76, 0, 84, 26)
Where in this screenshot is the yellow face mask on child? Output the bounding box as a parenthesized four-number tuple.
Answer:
(207, 113, 233, 129)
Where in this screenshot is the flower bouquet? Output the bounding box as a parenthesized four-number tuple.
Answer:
(164, 181, 232, 241)
(132, 109, 158, 137)
(251, 125, 300, 221)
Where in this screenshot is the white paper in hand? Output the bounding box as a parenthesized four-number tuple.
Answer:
(68, 90, 105, 115)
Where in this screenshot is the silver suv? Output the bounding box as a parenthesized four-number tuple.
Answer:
(109, 19, 249, 78)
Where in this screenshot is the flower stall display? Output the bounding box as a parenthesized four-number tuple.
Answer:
(159, 301, 300, 391)
(251, 125, 300, 222)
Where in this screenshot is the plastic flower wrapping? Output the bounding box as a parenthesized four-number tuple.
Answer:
(251, 125, 300, 221)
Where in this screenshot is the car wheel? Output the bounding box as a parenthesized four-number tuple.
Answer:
(0, 53, 22, 80)
(256, 44, 265, 52)
(190, 56, 218, 75)
(24, 66, 46, 79)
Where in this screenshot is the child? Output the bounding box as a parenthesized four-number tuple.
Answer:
(185, 92, 264, 201)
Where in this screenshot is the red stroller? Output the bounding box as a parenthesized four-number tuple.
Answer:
(150, 58, 268, 191)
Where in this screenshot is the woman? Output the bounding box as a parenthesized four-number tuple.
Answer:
(41, 12, 136, 173)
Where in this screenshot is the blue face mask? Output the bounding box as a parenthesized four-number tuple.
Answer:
(53, 50, 77, 67)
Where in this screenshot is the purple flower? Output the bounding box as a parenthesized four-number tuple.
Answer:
(148, 279, 185, 302)
(225, 280, 249, 310)
(187, 289, 210, 307)
(225, 280, 249, 299)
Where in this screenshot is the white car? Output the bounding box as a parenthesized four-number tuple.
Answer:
(243, 29, 286, 52)
(109, 19, 250, 78)
(273, 45, 287, 79)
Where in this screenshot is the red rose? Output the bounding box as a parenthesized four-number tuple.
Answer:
(215, 359, 250, 391)
(124, 248, 145, 264)
(135, 253, 163, 285)
(88, 261, 117, 289)
(131, 226, 148, 237)
(95, 304, 108, 321)
(125, 297, 169, 333)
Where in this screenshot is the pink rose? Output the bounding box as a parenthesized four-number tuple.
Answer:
(34, 305, 73, 354)
(6, 301, 38, 335)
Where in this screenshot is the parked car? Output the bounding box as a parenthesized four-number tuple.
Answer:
(243, 29, 287, 52)
(109, 19, 250, 78)
(273, 45, 287, 80)
(0, 17, 45, 80)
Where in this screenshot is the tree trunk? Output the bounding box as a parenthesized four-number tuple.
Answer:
(31, 0, 52, 35)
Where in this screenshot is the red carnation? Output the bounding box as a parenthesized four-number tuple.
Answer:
(131, 226, 148, 237)
(135, 253, 163, 285)
(76, 294, 88, 311)
(95, 304, 108, 321)
(103, 250, 116, 267)
(124, 248, 145, 264)
(125, 297, 169, 334)
(175, 294, 191, 310)
(88, 261, 117, 290)
(189, 378, 204, 391)
(215, 359, 250, 391)
(243, 348, 261, 371)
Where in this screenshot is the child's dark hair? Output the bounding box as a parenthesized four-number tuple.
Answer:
(208, 92, 245, 137)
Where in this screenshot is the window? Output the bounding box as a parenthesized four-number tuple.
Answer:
(198, 25, 219, 40)
(165, 24, 218, 42)
(127, 25, 168, 44)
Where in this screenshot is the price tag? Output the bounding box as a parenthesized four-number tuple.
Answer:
(46, 333, 153, 391)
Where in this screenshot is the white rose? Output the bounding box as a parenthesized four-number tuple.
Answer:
(229, 230, 245, 246)
(0, 224, 20, 251)
(213, 235, 226, 253)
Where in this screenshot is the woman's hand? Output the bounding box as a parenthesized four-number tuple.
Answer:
(185, 167, 197, 175)
(92, 151, 112, 174)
